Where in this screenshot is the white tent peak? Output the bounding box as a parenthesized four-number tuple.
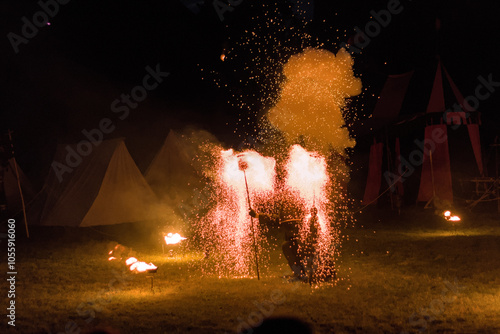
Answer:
(33, 138, 165, 227)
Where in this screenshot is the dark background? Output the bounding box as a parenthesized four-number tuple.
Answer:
(1, 0, 499, 186)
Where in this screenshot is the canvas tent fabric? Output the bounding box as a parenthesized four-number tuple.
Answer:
(394, 138, 404, 197)
(416, 125, 453, 203)
(372, 71, 414, 120)
(1, 158, 35, 216)
(416, 60, 482, 203)
(145, 130, 202, 201)
(362, 141, 383, 205)
(33, 138, 163, 227)
(362, 58, 483, 205)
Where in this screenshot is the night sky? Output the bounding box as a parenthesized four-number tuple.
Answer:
(1, 0, 499, 183)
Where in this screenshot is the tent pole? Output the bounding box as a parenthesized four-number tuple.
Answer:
(495, 137, 500, 213)
(7, 130, 29, 238)
(425, 149, 436, 209)
(385, 128, 394, 211)
(243, 170, 260, 280)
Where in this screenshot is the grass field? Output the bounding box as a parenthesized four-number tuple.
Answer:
(3, 208, 500, 334)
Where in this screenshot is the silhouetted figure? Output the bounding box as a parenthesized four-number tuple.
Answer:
(250, 200, 319, 281)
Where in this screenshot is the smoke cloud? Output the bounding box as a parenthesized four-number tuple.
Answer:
(267, 48, 362, 154)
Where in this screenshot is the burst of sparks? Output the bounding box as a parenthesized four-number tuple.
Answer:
(201, 148, 275, 276)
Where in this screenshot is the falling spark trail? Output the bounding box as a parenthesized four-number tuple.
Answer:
(284, 145, 337, 278)
(202, 149, 275, 276)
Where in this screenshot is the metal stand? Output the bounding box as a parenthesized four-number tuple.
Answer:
(146, 275, 155, 294)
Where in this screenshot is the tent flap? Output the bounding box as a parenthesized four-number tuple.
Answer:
(417, 125, 453, 203)
(362, 141, 384, 205)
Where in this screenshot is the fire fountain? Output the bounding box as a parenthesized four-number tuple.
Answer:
(198, 47, 361, 282)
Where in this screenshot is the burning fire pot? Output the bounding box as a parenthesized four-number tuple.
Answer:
(108, 243, 158, 293)
(125, 257, 158, 293)
(162, 232, 187, 257)
(443, 210, 461, 233)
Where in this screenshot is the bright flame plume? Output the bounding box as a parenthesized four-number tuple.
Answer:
(164, 233, 187, 245)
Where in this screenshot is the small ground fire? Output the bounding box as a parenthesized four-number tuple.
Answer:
(108, 243, 157, 273)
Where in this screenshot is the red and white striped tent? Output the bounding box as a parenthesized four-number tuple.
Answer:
(361, 58, 483, 206)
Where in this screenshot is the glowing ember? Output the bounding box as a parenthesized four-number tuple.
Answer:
(164, 233, 187, 245)
(108, 243, 132, 262)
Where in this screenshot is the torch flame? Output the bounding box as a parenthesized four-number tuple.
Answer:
(443, 210, 461, 222)
(129, 261, 157, 272)
(125, 257, 157, 273)
(164, 233, 187, 245)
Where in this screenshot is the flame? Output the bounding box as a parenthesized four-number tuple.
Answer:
(285, 145, 329, 209)
(129, 261, 157, 272)
(443, 210, 461, 222)
(164, 233, 187, 245)
(125, 257, 157, 273)
(220, 149, 276, 194)
(108, 256, 117, 261)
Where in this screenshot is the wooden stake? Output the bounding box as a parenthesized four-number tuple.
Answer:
(7, 130, 29, 238)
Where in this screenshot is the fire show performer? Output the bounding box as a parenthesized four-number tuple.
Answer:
(249, 202, 319, 282)
(300, 206, 322, 282)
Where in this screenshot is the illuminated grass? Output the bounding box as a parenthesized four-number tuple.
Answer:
(8, 211, 500, 333)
